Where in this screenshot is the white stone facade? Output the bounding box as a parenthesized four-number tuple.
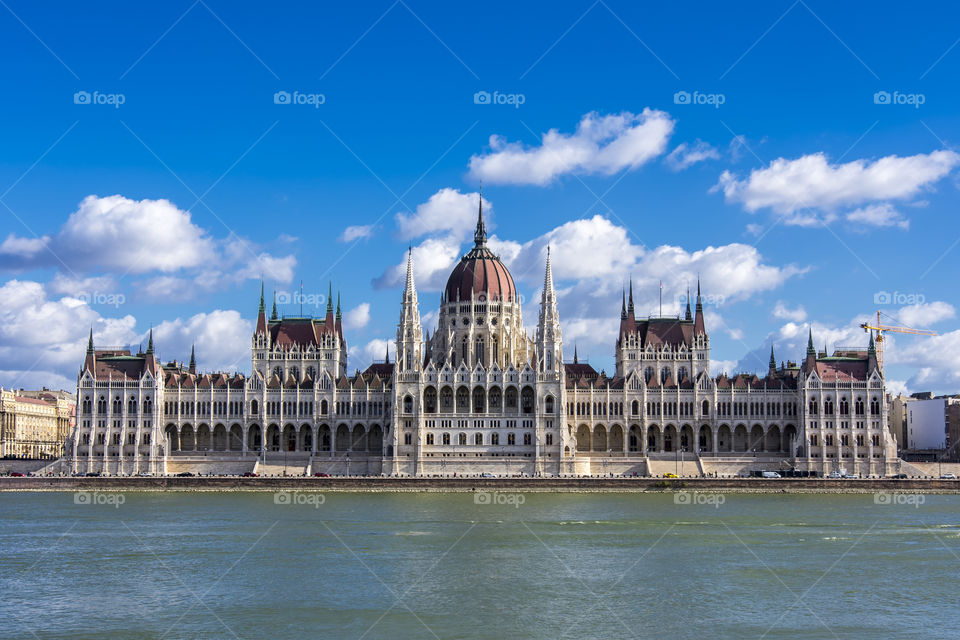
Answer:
(69, 208, 898, 476)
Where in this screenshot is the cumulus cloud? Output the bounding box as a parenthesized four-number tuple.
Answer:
(374, 235, 464, 291)
(715, 150, 959, 226)
(729, 300, 959, 393)
(152, 310, 252, 372)
(0, 279, 138, 389)
(893, 301, 955, 327)
(395, 188, 488, 241)
(468, 109, 674, 185)
(772, 301, 807, 322)
(343, 302, 371, 330)
(845, 203, 909, 230)
(665, 140, 720, 171)
(340, 225, 374, 242)
(348, 338, 391, 369)
(0, 195, 296, 299)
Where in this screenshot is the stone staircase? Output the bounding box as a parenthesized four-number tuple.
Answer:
(254, 454, 310, 476)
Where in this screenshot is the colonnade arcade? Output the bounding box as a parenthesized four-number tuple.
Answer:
(571, 422, 799, 455)
(163, 422, 385, 455)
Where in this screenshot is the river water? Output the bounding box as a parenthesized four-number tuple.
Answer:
(3, 491, 958, 639)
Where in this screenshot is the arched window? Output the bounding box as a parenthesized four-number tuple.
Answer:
(403, 394, 413, 414)
(320, 399, 327, 414)
(462, 336, 468, 363)
(632, 400, 639, 415)
(678, 366, 688, 380)
(456, 387, 469, 411)
(458, 432, 467, 445)
(424, 387, 438, 413)
(644, 367, 654, 381)
(474, 433, 483, 445)
(492, 336, 499, 364)
(545, 395, 555, 414)
(661, 367, 671, 383)
(472, 387, 485, 413)
(702, 400, 709, 416)
(491, 432, 500, 445)
(251, 400, 259, 415)
(521, 387, 534, 414)
(507, 433, 516, 445)
(475, 336, 484, 364)
(442, 433, 450, 445)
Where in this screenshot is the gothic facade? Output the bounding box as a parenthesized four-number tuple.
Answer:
(69, 204, 897, 476)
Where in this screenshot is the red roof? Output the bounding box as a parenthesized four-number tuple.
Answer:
(445, 244, 516, 303)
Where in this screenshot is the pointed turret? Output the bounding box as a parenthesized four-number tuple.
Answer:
(324, 282, 334, 328)
(86, 327, 94, 355)
(335, 291, 343, 338)
(474, 190, 487, 246)
(83, 327, 96, 374)
(270, 290, 278, 321)
(621, 288, 627, 319)
(256, 282, 267, 333)
(146, 328, 154, 354)
(627, 277, 635, 315)
(769, 345, 777, 377)
(536, 246, 562, 372)
(693, 279, 706, 335)
(397, 247, 423, 372)
(867, 331, 879, 374)
(685, 287, 692, 321)
(188, 345, 196, 375)
(573, 344, 579, 365)
(805, 326, 818, 372)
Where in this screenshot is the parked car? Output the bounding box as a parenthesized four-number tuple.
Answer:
(242, 472, 258, 477)
(891, 473, 908, 479)
(84, 472, 101, 477)
(312, 472, 328, 477)
(480, 472, 495, 478)
(843, 474, 858, 479)
(941, 473, 956, 479)
(664, 473, 679, 478)
(176, 472, 194, 477)
(761, 471, 782, 478)
(9, 471, 24, 477)
(826, 471, 843, 479)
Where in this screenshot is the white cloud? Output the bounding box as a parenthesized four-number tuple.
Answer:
(0, 279, 137, 389)
(348, 338, 391, 369)
(395, 188, 488, 241)
(715, 150, 959, 225)
(665, 140, 720, 171)
(374, 234, 464, 291)
(340, 225, 374, 242)
(46, 273, 118, 297)
(152, 310, 252, 372)
(845, 203, 909, 230)
(468, 109, 674, 185)
(772, 301, 807, 322)
(894, 301, 955, 327)
(0, 195, 296, 298)
(343, 302, 371, 330)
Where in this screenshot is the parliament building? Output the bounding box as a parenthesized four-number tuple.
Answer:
(69, 202, 897, 476)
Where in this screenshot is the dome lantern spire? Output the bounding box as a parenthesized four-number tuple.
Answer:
(474, 189, 487, 246)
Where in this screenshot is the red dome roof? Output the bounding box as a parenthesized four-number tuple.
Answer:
(445, 245, 516, 302)
(444, 196, 517, 302)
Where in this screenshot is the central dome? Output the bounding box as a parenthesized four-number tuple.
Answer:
(444, 197, 517, 303)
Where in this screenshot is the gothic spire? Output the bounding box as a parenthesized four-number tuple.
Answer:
(685, 287, 692, 321)
(188, 344, 196, 374)
(769, 344, 776, 374)
(336, 291, 341, 320)
(693, 277, 706, 335)
(258, 281, 265, 314)
(807, 326, 816, 357)
(271, 290, 278, 321)
(146, 327, 153, 354)
(86, 327, 94, 354)
(621, 288, 627, 319)
(627, 277, 634, 314)
(541, 246, 555, 303)
(474, 189, 487, 246)
(573, 344, 578, 364)
(326, 282, 333, 315)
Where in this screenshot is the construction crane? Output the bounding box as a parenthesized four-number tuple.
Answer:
(860, 310, 937, 372)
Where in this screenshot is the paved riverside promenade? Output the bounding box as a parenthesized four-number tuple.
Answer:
(3, 476, 960, 493)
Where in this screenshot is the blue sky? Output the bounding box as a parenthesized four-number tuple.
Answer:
(1, 0, 959, 393)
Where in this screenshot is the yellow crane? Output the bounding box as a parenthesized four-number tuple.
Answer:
(860, 310, 937, 371)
